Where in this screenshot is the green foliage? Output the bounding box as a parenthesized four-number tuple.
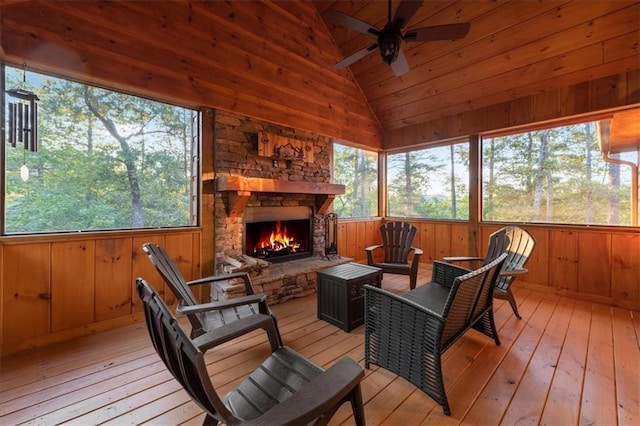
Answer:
(333, 143, 378, 218)
(4, 67, 194, 234)
(482, 123, 635, 226)
(387, 143, 469, 219)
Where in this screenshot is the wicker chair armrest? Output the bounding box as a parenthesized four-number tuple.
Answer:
(431, 261, 471, 288)
(191, 313, 280, 352)
(187, 271, 254, 295)
(248, 357, 364, 426)
(176, 293, 266, 315)
(442, 255, 484, 263)
(364, 284, 445, 320)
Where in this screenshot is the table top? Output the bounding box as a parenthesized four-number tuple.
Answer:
(318, 262, 382, 280)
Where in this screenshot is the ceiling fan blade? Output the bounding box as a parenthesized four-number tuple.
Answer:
(393, 0, 424, 29)
(334, 43, 379, 70)
(404, 23, 471, 42)
(391, 47, 410, 76)
(324, 10, 380, 36)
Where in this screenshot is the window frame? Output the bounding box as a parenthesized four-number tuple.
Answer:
(0, 63, 202, 236)
(479, 114, 639, 228)
(384, 139, 471, 221)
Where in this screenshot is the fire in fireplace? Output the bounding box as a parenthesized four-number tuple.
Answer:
(245, 206, 313, 263)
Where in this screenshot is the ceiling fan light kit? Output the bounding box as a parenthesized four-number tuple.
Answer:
(326, 0, 471, 77)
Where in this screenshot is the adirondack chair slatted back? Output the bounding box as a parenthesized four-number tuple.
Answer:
(142, 242, 205, 332)
(380, 221, 417, 264)
(495, 227, 536, 292)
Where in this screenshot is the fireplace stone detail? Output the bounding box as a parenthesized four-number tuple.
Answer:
(211, 110, 346, 304)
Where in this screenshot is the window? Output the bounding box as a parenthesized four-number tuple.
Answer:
(332, 143, 378, 218)
(387, 142, 469, 219)
(2, 65, 198, 234)
(482, 121, 637, 226)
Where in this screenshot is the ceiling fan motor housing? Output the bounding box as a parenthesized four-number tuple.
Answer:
(379, 24, 401, 64)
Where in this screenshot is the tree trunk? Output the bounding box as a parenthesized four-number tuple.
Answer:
(608, 156, 621, 224)
(83, 87, 144, 227)
(532, 130, 550, 220)
(584, 123, 593, 223)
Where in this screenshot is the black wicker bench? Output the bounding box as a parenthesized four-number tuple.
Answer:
(363, 253, 507, 415)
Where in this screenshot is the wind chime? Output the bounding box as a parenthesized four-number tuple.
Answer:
(6, 64, 39, 181)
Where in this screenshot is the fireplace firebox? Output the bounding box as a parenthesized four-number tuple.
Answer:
(244, 206, 313, 263)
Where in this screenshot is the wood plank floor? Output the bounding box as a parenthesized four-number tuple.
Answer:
(1, 265, 639, 425)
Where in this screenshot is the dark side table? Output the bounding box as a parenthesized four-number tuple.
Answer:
(317, 262, 382, 332)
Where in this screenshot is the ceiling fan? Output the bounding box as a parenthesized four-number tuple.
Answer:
(325, 0, 471, 77)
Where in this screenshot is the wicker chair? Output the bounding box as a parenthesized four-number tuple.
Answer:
(365, 221, 423, 290)
(364, 254, 507, 415)
(136, 278, 366, 426)
(443, 226, 536, 318)
(142, 242, 282, 345)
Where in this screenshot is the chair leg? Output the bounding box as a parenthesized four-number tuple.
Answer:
(350, 384, 366, 426)
(504, 289, 521, 319)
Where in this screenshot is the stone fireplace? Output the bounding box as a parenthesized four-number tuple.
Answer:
(211, 110, 348, 304)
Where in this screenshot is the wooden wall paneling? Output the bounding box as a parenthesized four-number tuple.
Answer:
(450, 223, 469, 258)
(344, 222, 358, 260)
(549, 230, 579, 292)
(337, 221, 347, 259)
(417, 222, 436, 264)
(51, 241, 95, 332)
(611, 233, 640, 309)
(361, 219, 381, 263)
(578, 232, 612, 297)
(355, 221, 367, 263)
(191, 232, 203, 300)
(433, 223, 452, 261)
(131, 235, 165, 313)
(94, 238, 133, 322)
(1, 243, 51, 343)
(523, 227, 550, 288)
(164, 233, 196, 306)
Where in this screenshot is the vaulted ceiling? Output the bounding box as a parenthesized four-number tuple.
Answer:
(315, 0, 639, 132)
(1, 1, 638, 151)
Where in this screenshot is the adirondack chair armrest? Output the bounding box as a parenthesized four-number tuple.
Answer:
(186, 271, 255, 295)
(176, 293, 267, 316)
(442, 255, 485, 263)
(365, 244, 383, 252)
(499, 267, 528, 277)
(191, 313, 281, 352)
(247, 357, 364, 426)
(431, 261, 471, 288)
(365, 244, 383, 265)
(411, 247, 424, 256)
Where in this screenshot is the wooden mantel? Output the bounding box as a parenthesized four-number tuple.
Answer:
(215, 175, 345, 216)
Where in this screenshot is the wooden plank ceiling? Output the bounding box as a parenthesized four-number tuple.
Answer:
(314, 0, 640, 131)
(1, 1, 639, 150)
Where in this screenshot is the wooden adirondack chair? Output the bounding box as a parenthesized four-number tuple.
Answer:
(365, 221, 423, 289)
(142, 242, 282, 345)
(136, 278, 366, 426)
(444, 226, 536, 318)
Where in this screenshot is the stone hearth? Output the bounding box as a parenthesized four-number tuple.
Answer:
(212, 256, 352, 305)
